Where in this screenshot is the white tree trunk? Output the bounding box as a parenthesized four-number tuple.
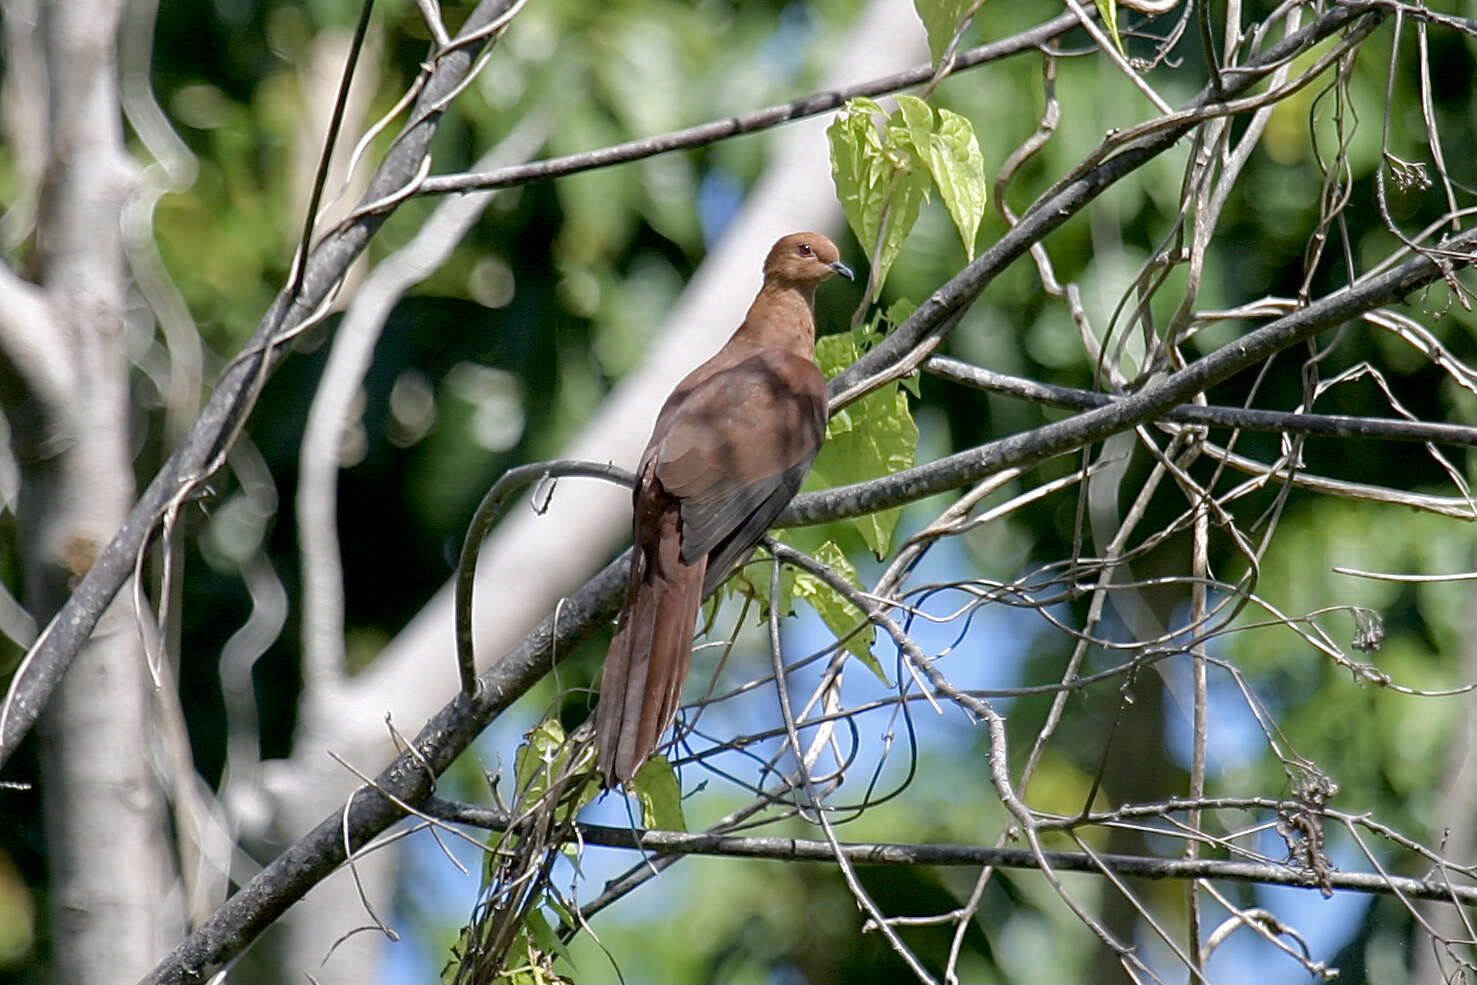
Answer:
(2, 0, 184, 980)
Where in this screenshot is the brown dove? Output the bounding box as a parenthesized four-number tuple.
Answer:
(595, 232, 853, 787)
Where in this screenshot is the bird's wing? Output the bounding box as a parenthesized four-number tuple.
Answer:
(647, 349, 826, 585)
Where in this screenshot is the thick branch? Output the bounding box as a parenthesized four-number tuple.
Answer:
(922, 354, 1477, 447)
(787, 226, 1477, 528)
(140, 211, 1477, 985)
(138, 7, 1477, 976)
(138, 553, 630, 985)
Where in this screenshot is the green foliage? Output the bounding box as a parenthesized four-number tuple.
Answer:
(827, 94, 986, 287)
(828, 96, 928, 289)
(913, 0, 979, 65)
(23, 1, 1476, 982)
(630, 755, 686, 831)
(810, 328, 920, 558)
(512, 718, 599, 814)
(442, 719, 594, 985)
(928, 107, 987, 262)
(790, 539, 885, 679)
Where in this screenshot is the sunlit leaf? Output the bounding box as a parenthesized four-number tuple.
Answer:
(512, 718, 599, 814)
(892, 94, 935, 158)
(928, 108, 987, 260)
(812, 332, 920, 558)
(828, 97, 930, 289)
(828, 99, 889, 266)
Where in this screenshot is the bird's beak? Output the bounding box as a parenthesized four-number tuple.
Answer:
(830, 259, 855, 281)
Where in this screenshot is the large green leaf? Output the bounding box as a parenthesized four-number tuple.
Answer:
(810, 332, 919, 558)
(828, 97, 887, 254)
(830, 95, 986, 285)
(928, 108, 987, 260)
(827, 98, 930, 289)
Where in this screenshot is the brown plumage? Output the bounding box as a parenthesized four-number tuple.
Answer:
(595, 232, 853, 787)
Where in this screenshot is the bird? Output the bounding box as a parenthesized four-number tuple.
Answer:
(594, 231, 854, 787)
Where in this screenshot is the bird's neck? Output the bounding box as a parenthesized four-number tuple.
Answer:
(733, 281, 818, 356)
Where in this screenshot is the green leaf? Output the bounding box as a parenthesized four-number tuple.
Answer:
(523, 908, 565, 959)
(927, 108, 987, 260)
(512, 717, 599, 814)
(513, 717, 566, 804)
(885, 297, 917, 327)
(875, 167, 929, 290)
(631, 755, 686, 831)
(711, 539, 792, 624)
(827, 98, 929, 289)
(913, 0, 978, 64)
(1094, 0, 1127, 58)
(792, 540, 885, 680)
(828, 98, 888, 263)
(811, 332, 920, 558)
(892, 94, 935, 158)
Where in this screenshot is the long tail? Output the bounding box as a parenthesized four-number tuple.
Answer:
(595, 503, 707, 786)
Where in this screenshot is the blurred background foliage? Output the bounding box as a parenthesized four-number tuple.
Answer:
(4, 0, 1477, 981)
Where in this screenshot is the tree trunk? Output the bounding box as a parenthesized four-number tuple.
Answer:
(2, 0, 185, 979)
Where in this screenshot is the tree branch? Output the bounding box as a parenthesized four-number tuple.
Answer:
(922, 353, 1477, 447)
(422, 796, 1477, 907)
(788, 225, 1477, 528)
(416, 11, 1082, 196)
(825, 1, 1380, 404)
(139, 553, 630, 985)
(135, 6, 1477, 975)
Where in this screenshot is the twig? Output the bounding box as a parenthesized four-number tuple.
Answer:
(422, 796, 1477, 904)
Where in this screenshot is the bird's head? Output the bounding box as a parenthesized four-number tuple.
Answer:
(763, 232, 855, 286)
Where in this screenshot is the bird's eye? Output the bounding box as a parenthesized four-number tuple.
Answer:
(796, 242, 814, 257)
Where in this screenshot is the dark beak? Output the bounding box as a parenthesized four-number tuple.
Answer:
(830, 259, 855, 281)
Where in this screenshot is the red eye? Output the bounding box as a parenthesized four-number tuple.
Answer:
(796, 243, 814, 257)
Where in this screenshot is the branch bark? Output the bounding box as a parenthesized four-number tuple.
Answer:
(423, 796, 1477, 907)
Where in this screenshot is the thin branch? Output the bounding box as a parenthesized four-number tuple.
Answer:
(138, 91, 1477, 985)
(825, 2, 1382, 408)
(422, 797, 1477, 906)
(454, 461, 633, 694)
(416, 12, 1083, 196)
(296, 115, 547, 707)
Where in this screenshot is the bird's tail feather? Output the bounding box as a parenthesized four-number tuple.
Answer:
(596, 508, 706, 786)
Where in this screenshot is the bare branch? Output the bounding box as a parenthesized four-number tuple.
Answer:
(420, 797, 1477, 905)
(416, 12, 1083, 197)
